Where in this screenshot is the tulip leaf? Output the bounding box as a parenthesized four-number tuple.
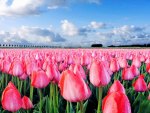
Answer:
(137, 100, 150, 113)
(83, 100, 88, 113)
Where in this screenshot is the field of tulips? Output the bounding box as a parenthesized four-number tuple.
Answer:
(0, 48, 150, 113)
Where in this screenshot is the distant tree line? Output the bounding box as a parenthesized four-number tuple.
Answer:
(108, 44, 150, 47)
(91, 43, 150, 48)
(0, 44, 61, 48)
(91, 44, 103, 47)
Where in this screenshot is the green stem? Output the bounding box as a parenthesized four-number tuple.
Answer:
(53, 84, 56, 113)
(66, 101, 69, 113)
(17, 77, 20, 89)
(132, 93, 141, 106)
(1, 73, 5, 88)
(38, 89, 43, 113)
(53, 84, 59, 113)
(123, 80, 125, 87)
(55, 85, 59, 107)
(27, 110, 30, 113)
(79, 101, 83, 113)
(19, 80, 23, 93)
(114, 72, 118, 80)
(97, 87, 103, 113)
(5, 73, 8, 86)
(49, 83, 54, 113)
(76, 102, 79, 113)
(24, 80, 27, 94)
(30, 86, 34, 102)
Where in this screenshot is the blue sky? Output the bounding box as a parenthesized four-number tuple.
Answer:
(0, 0, 150, 47)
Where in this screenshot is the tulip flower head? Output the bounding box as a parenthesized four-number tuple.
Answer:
(22, 96, 33, 110)
(110, 58, 120, 73)
(122, 67, 135, 80)
(102, 92, 131, 113)
(108, 80, 125, 94)
(59, 70, 91, 102)
(89, 60, 111, 87)
(1, 82, 22, 112)
(31, 70, 50, 89)
(133, 75, 148, 92)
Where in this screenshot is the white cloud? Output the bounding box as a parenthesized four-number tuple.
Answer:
(94, 25, 150, 46)
(0, 26, 65, 45)
(89, 21, 106, 29)
(113, 25, 144, 35)
(0, 0, 44, 16)
(61, 20, 106, 36)
(60, 20, 150, 46)
(0, 0, 101, 16)
(61, 20, 78, 36)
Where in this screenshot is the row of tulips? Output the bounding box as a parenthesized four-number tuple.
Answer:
(0, 49, 150, 113)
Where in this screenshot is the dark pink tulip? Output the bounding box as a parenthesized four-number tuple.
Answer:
(122, 67, 135, 80)
(102, 92, 131, 113)
(69, 64, 86, 79)
(130, 65, 140, 77)
(133, 75, 148, 92)
(108, 80, 125, 94)
(19, 73, 28, 80)
(146, 63, 150, 74)
(46, 63, 60, 83)
(22, 96, 33, 110)
(148, 83, 150, 90)
(58, 62, 68, 72)
(31, 70, 50, 88)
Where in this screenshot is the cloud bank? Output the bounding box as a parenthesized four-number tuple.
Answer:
(0, 0, 101, 16)
(1, 20, 149, 47)
(0, 26, 65, 45)
(60, 20, 150, 47)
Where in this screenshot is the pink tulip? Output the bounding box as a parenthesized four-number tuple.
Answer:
(89, 60, 111, 87)
(133, 75, 147, 92)
(59, 70, 91, 102)
(132, 56, 141, 68)
(130, 65, 140, 77)
(108, 80, 125, 94)
(22, 96, 33, 110)
(31, 70, 50, 88)
(46, 63, 60, 83)
(1, 82, 22, 112)
(122, 67, 135, 80)
(146, 63, 150, 74)
(148, 83, 150, 90)
(118, 57, 128, 68)
(69, 64, 86, 79)
(102, 92, 131, 113)
(110, 58, 120, 72)
(9, 60, 25, 77)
